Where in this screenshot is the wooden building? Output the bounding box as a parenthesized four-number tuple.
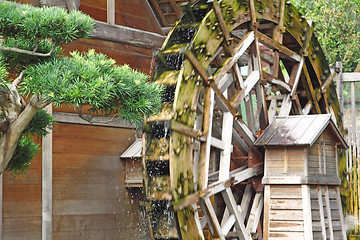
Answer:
(0, 0, 174, 239)
(255, 114, 347, 240)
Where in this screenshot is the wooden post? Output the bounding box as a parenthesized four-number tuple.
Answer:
(351, 80, 356, 145)
(198, 87, 214, 190)
(335, 61, 343, 113)
(42, 104, 53, 240)
(324, 186, 334, 240)
(302, 185, 313, 240)
(317, 186, 327, 240)
(107, 0, 115, 25)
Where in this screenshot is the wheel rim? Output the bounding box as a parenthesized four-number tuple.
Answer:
(143, 0, 343, 239)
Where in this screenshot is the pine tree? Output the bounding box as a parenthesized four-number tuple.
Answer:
(0, 1, 163, 175)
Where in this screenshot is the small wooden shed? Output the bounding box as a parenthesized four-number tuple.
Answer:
(121, 138, 143, 188)
(255, 114, 347, 240)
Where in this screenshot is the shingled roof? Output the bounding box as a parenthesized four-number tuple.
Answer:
(254, 114, 348, 148)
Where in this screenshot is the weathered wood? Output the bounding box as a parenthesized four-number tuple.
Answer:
(171, 120, 204, 141)
(290, 57, 305, 97)
(263, 185, 271, 240)
(278, 94, 292, 117)
(198, 87, 214, 191)
(92, 21, 165, 49)
(246, 192, 263, 234)
(302, 185, 313, 240)
(214, 32, 255, 83)
(342, 72, 360, 82)
(174, 166, 262, 211)
(230, 71, 260, 108)
(218, 111, 233, 181)
(142, 0, 164, 35)
(107, 0, 115, 24)
(233, 119, 256, 146)
(256, 31, 301, 62)
(148, 0, 168, 26)
(42, 104, 53, 240)
(324, 186, 334, 240)
(262, 71, 291, 92)
(335, 187, 347, 239)
(222, 188, 251, 240)
(316, 186, 327, 240)
(199, 198, 224, 239)
(321, 71, 336, 93)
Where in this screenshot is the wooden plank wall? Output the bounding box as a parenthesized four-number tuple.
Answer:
(310, 186, 343, 240)
(308, 129, 337, 176)
(79, 0, 163, 34)
(266, 147, 305, 176)
(2, 144, 42, 240)
(51, 123, 149, 239)
(63, 39, 155, 75)
(266, 185, 305, 240)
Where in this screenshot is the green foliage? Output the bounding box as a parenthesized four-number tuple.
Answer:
(0, 55, 10, 91)
(6, 135, 39, 176)
(0, 2, 163, 175)
(1, 37, 61, 72)
(22, 109, 56, 138)
(291, 0, 360, 71)
(2, 109, 55, 175)
(0, 1, 93, 44)
(21, 50, 163, 126)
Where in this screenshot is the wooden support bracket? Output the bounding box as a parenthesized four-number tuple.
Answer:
(256, 31, 301, 62)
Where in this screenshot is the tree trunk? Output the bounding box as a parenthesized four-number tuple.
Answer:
(0, 98, 41, 173)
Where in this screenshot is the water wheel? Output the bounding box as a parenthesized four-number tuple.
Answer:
(142, 0, 343, 239)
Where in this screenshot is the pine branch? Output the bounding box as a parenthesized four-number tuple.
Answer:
(77, 105, 118, 124)
(12, 71, 24, 86)
(0, 45, 57, 58)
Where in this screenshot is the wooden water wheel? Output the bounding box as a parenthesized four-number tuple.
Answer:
(142, 0, 343, 239)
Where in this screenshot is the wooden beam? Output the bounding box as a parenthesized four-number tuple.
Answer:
(169, 0, 182, 18)
(341, 72, 360, 82)
(246, 192, 263, 235)
(233, 119, 256, 146)
(213, 0, 231, 43)
(302, 185, 313, 240)
(218, 111, 233, 181)
(290, 57, 305, 97)
(324, 186, 334, 240)
(53, 112, 136, 129)
(230, 71, 260, 108)
(148, 0, 168, 26)
(302, 20, 314, 54)
(262, 71, 291, 92)
(335, 187, 347, 240)
(317, 186, 327, 240)
(214, 32, 255, 83)
(278, 94, 292, 117)
(199, 198, 224, 239)
(142, 0, 164, 35)
(186, 50, 238, 117)
(222, 188, 251, 240)
(321, 71, 336, 93)
(256, 31, 301, 62)
(42, 104, 53, 240)
(91, 21, 165, 49)
(171, 120, 204, 141)
(198, 87, 214, 190)
(302, 63, 322, 113)
(107, 0, 115, 25)
(173, 166, 262, 210)
(263, 185, 271, 240)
